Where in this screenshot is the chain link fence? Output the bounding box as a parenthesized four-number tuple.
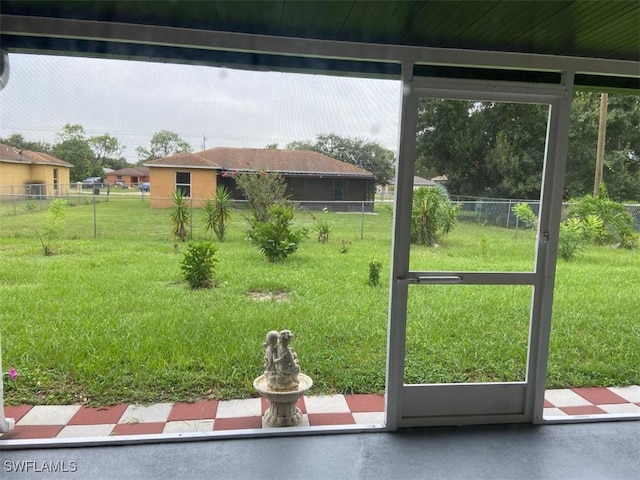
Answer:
(450, 196, 640, 232)
(1, 184, 638, 234)
(0, 183, 387, 241)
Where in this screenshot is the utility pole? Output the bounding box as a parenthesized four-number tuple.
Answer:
(593, 92, 608, 196)
(202, 134, 207, 151)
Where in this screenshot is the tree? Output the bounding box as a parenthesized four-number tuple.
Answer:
(89, 133, 126, 168)
(136, 130, 191, 164)
(566, 92, 640, 202)
(0, 133, 52, 153)
(287, 133, 395, 186)
(415, 94, 640, 202)
(51, 124, 100, 181)
(415, 99, 548, 199)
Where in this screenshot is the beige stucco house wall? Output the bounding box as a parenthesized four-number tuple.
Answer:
(147, 166, 218, 208)
(0, 144, 72, 197)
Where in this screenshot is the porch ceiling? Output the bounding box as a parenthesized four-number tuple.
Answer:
(2, 1, 639, 62)
(1, 1, 638, 92)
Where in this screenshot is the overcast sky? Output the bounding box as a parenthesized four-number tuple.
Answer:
(0, 54, 401, 163)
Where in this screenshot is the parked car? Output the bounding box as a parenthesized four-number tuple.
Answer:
(140, 182, 151, 192)
(82, 177, 104, 188)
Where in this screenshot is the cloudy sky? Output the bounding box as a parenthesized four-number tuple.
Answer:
(0, 54, 401, 163)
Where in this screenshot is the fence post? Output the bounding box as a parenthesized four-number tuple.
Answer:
(361, 201, 365, 240)
(507, 199, 512, 229)
(11, 185, 16, 216)
(93, 196, 97, 239)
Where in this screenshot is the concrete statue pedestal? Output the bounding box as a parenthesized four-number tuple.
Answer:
(253, 373, 313, 427)
(254, 329, 312, 427)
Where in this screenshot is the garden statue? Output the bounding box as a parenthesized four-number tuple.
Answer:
(266, 329, 300, 390)
(254, 329, 312, 427)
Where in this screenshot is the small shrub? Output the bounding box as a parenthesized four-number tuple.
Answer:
(233, 170, 289, 222)
(411, 186, 459, 246)
(567, 183, 637, 247)
(35, 198, 68, 256)
(313, 218, 332, 243)
(368, 258, 383, 286)
(512, 202, 538, 230)
(24, 200, 38, 212)
(247, 204, 307, 262)
(204, 186, 233, 241)
(339, 239, 352, 254)
(171, 190, 191, 242)
(558, 218, 589, 261)
(181, 241, 218, 289)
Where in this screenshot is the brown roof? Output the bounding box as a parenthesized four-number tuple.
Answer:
(108, 166, 149, 176)
(0, 143, 73, 168)
(145, 147, 374, 178)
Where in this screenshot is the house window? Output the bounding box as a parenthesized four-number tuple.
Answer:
(176, 172, 191, 197)
(53, 168, 59, 191)
(332, 179, 346, 201)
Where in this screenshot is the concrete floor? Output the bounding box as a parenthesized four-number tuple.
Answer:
(1, 421, 638, 479)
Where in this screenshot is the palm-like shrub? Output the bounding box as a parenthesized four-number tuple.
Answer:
(410, 186, 459, 246)
(171, 190, 191, 242)
(204, 186, 233, 241)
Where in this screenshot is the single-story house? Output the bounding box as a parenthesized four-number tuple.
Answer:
(0, 143, 72, 198)
(144, 147, 375, 210)
(106, 166, 150, 188)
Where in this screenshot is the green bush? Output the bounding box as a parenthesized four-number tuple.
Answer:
(313, 218, 332, 243)
(558, 218, 587, 261)
(247, 204, 307, 262)
(512, 202, 538, 230)
(171, 190, 191, 242)
(411, 186, 459, 246)
(368, 258, 383, 286)
(180, 241, 218, 289)
(203, 186, 233, 241)
(233, 170, 289, 222)
(567, 184, 637, 247)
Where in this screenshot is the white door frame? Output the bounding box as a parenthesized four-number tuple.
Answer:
(385, 65, 574, 429)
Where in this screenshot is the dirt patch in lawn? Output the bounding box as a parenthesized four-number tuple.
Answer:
(246, 290, 290, 302)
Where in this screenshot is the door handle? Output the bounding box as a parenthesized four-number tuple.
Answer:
(396, 275, 463, 284)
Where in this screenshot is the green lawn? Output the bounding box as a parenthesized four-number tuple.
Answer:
(0, 197, 638, 406)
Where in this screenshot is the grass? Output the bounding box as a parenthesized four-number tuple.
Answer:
(0, 197, 638, 406)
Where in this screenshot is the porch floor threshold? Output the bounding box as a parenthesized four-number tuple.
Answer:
(1, 386, 639, 443)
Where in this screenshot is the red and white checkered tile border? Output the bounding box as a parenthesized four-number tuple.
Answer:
(1, 394, 385, 440)
(2, 387, 639, 440)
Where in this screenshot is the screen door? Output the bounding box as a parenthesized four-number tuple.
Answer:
(386, 76, 570, 427)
